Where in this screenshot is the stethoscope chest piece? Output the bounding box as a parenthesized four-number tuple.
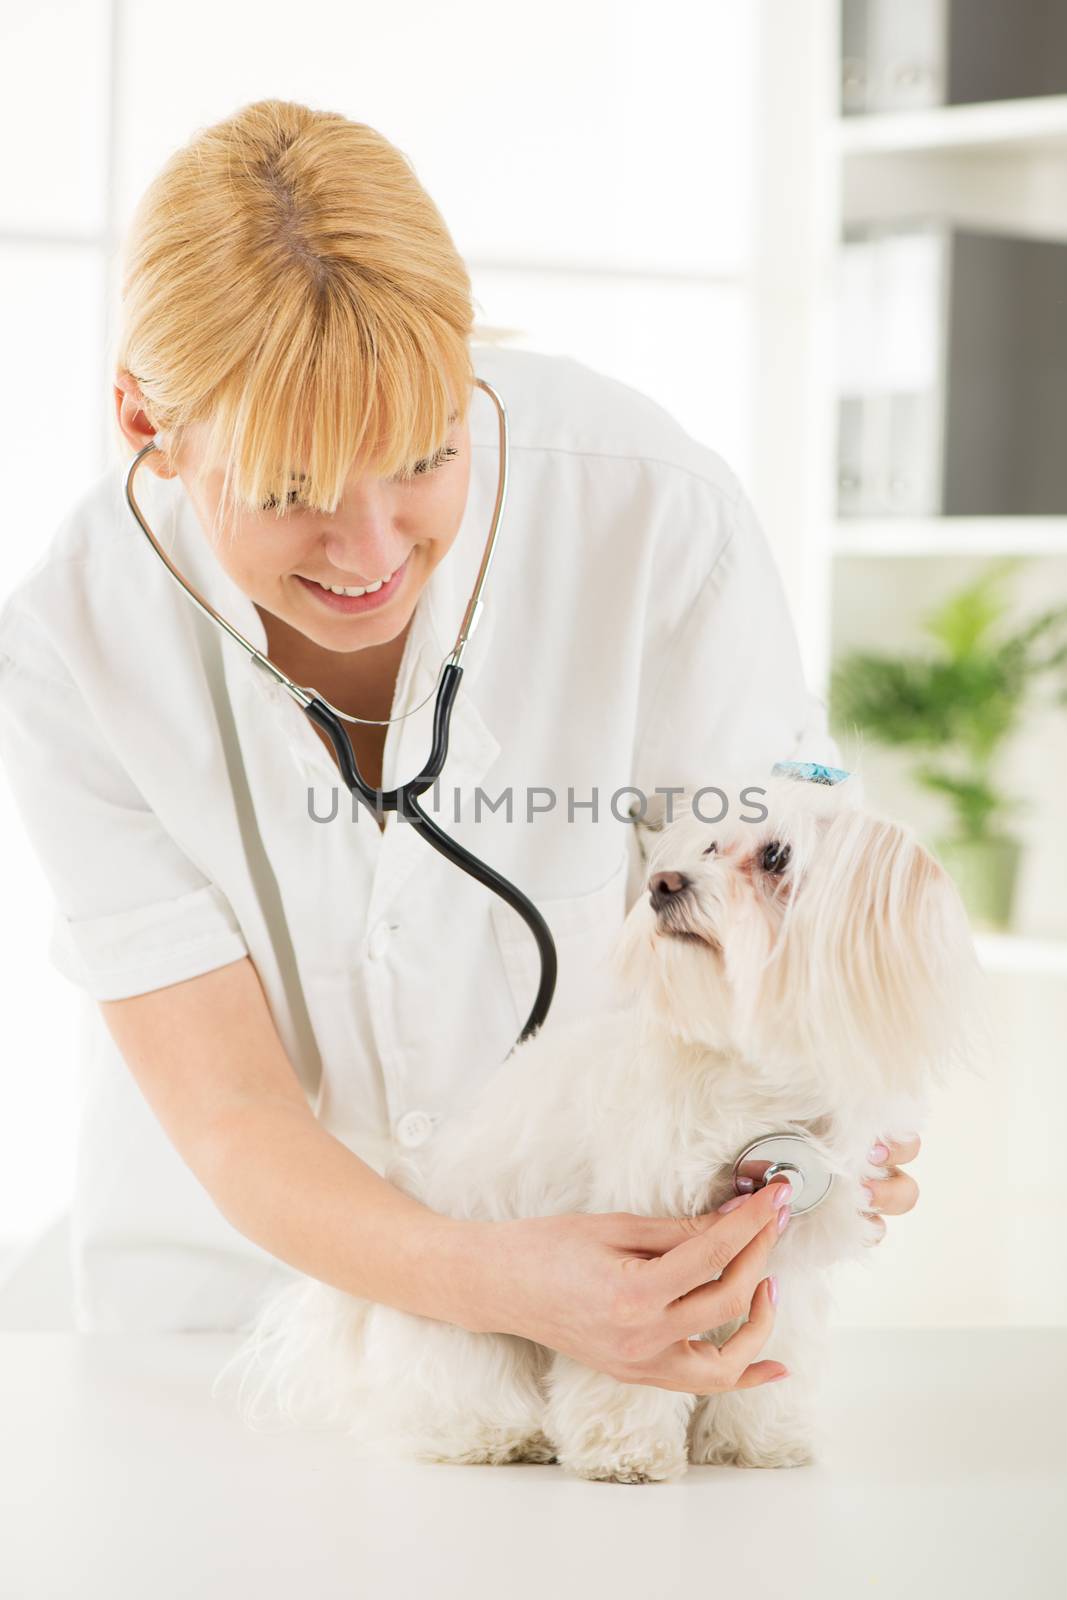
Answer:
(731, 1134, 834, 1216)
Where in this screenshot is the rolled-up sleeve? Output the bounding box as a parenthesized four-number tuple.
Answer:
(0, 609, 248, 1000)
(633, 473, 842, 814)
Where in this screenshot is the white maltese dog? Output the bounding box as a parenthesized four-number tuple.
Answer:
(216, 767, 984, 1482)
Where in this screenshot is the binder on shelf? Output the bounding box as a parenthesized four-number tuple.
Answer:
(841, 0, 1067, 116)
(836, 223, 1067, 517)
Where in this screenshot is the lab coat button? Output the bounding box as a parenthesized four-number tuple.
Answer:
(395, 1111, 435, 1148)
(367, 923, 393, 960)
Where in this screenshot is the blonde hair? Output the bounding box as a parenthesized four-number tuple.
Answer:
(113, 99, 478, 534)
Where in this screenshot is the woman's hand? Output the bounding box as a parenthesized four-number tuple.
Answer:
(447, 1181, 793, 1395)
(862, 1132, 922, 1243)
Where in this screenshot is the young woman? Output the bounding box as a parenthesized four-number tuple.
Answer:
(0, 100, 918, 1382)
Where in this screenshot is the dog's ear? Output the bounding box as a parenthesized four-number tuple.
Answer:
(773, 812, 987, 1098)
(630, 784, 702, 869)
(630, 795, 665, 874)
(632, 786, 697, 832)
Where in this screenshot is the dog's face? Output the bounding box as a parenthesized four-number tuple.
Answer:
(613, 774, 983, 1098)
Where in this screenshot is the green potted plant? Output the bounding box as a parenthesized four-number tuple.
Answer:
(832, 560, 1067, 930)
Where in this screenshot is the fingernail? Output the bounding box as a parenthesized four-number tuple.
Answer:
(863, 1182, 879, 1210)
(767, 1274, 779, 1306)
(770, 1182, 791, 1209)
(717, 1194, 751, 1213)
(868, 1142, 889, 1163)
(769, 1369, 790, 1382)
(735, 1176, 756, 1192)
(777, 1204, 791, 1232)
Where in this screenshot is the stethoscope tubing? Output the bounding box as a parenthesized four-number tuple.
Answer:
(303, 678, 558, 1041)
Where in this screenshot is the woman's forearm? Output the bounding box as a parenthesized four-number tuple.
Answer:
(197, 1099, 479, 1324)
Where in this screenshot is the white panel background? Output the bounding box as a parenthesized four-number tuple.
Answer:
(0, 0, 111, 235)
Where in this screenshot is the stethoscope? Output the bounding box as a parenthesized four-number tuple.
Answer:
(730, 1133, 835, 1215)
(123, 375, 557, 1048)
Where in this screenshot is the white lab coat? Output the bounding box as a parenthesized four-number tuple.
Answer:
(0, 345, 837, 1331)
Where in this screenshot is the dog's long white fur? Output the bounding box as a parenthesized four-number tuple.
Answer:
(213, 773, 986, 1482)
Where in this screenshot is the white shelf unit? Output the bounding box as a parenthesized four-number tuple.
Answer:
(754, 1, 1067, 980)
(833, 518, 1067, 558)
(835, 92, 1067, 157)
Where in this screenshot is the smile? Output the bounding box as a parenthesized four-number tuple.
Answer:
(295, 555, 409, 614)
(313, 566, 400, 596)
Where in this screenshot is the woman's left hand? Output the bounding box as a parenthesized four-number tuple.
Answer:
(862, 1133, 921, 1244)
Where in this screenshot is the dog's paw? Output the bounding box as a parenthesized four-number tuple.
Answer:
(558, 1435, 689, 1484)
(692, 1435, 815, 1470)
(415, 1425, 555, 1467)
(509, 1429, 558, 1464)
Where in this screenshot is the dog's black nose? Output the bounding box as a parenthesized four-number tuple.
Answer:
(649, 870, 692, 912)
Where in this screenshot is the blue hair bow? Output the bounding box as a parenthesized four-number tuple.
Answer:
(772, 760, 851, 786)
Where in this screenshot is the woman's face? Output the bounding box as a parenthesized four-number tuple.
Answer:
(115, 375, 471, 658)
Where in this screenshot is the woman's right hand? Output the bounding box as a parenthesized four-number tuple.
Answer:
(450, 1180, 792, 1395)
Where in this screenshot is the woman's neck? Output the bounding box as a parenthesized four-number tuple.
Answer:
(255, 604, 411, 722)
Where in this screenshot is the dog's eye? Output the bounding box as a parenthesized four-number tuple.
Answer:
(702, 841, 717, 857)
(760, 840, 791, 874)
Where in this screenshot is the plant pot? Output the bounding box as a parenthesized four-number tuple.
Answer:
(933, 834, 1022, 932)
